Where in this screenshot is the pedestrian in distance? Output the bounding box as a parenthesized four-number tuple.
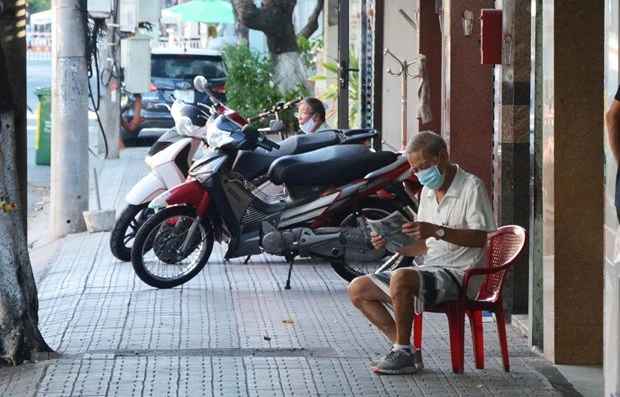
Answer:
(347, 131, 497, 375)
(295, 97, 331, 134)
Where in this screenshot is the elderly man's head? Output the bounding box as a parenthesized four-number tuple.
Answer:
(296, 97, 326, 134)
(405, 131, 451, 190)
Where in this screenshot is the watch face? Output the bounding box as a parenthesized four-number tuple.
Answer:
(436, 227, 445, 238)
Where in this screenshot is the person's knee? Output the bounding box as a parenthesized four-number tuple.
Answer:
(391, 269, 418, 296)
(348, 276, 371, 305)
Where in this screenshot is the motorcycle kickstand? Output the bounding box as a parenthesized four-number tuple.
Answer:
(284, 254, 295, 290)
(243, 255, 251, 264)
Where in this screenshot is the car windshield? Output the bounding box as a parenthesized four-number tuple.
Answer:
(151, 55, 227, 79)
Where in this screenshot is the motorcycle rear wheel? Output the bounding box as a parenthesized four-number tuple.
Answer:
(109, 203, 153, 262)
(329, 196, 415, 282)
(131, 205, 214, 288)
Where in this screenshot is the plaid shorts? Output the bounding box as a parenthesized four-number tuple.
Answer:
(369, 267, 462, 314)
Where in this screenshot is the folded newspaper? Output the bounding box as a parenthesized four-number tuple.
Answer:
(367, 211, 418, 252)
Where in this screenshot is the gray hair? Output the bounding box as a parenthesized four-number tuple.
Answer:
(404, 131, 447, 156)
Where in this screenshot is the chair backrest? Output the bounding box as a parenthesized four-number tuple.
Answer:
(476, 225, 527, 301)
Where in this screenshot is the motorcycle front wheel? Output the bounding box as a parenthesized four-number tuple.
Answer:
(110, 203, 153, 262)
(131, 205, 214, 288)
(329, 196, 415, 282)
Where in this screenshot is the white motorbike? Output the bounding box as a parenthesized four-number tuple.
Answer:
(109, 100, 210, 261)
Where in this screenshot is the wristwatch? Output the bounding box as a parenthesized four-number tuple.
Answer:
(435, 226, 446, 240)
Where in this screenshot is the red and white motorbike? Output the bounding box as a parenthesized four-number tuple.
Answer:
(111, 78, 380, 262)
(130, 110, 418, 289)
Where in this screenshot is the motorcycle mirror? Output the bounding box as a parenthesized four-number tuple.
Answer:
(242, 124, 260, 140)
(269, 119, 286, 132)
(193, 75, 209, 92)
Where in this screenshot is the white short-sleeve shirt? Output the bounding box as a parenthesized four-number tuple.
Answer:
(417, 165, 497, 272)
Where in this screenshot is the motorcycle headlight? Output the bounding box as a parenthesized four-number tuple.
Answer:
(176, 116, 197, 136)
(189, 156, 226, 185)
(206, 121, 235, 148)
(193, 170, 214, 185)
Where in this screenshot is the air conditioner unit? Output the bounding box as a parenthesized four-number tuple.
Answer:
(120, 35, 151, 93)
(87, 0, 112, 19)
(119, 0, 161, 32)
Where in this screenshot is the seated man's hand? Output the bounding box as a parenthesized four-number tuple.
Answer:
(370, 231, 386, 250)
(402, 221, 437, 240)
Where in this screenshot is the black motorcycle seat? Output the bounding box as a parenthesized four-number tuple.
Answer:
(232, 131, 342, 180)
(268, 145, 398, 186)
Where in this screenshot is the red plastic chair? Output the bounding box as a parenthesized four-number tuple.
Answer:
(412, 225, 527, 373)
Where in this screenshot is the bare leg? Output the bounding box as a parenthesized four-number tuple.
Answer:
(390, 268, 421, 346)
(348, 276, 396, 342)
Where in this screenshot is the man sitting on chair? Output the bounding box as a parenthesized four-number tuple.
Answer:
(347, 131, 497, 375)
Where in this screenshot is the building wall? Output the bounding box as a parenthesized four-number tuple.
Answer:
(380, 0, 421, 152)
(604, 1, 620, 395)
(541, 0, 604, 365)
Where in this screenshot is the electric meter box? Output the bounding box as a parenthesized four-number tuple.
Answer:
(88, 0, 112, 19)
(120, 36, 151, 93)
(119, 0, 161, 32)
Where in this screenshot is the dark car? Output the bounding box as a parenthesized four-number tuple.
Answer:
(121, 47, 227, 146)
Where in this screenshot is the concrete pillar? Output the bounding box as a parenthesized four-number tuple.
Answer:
(418, 0, 442, 135)
(51, 0, 89, 237)
(541, 0, 603, 364)
(494, 1, 531, 318)
(442, 0, 494, 193)
(529, 0, 544, 351)
(604, 1, 620, 394)
(98, 29, 120, 159)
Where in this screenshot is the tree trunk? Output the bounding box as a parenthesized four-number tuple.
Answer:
(0, 0, 28, 234)
(0, 112, 52, 366)
(232, 0, 324, 94)
(273, 53, 307, 93)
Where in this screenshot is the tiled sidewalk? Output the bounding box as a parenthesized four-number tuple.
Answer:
(1, 147, 578, 396)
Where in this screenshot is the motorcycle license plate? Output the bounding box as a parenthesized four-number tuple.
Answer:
(174, 89, 194, 103)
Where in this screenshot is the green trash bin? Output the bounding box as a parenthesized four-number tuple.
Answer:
(34, 86, 51, 165)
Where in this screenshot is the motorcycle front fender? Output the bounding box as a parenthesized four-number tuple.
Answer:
(150, 179, 212, 218)
(125, 173, 168, 205)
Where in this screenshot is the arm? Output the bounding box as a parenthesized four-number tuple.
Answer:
(401, 176, 494, 249)
(369, 231, 428, 256)
(402, 222, 487, 248)
(606, 98, 620, 164)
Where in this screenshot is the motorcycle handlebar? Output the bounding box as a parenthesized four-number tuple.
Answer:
(281, 96, 303, 110)
(247, 96, 303, 123)
(260, 137, 280, 151)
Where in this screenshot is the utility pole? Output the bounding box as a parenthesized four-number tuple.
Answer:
(98, 26, 120, 159)
(51, 0, 89, 237)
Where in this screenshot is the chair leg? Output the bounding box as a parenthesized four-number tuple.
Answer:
(445, 303, 465, 373)
(494, 306, 510, 372)
(413, 313, 423, 350)
(468, 309, 484, 369)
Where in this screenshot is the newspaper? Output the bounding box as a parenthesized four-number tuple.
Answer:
(367, 211, 419, 252)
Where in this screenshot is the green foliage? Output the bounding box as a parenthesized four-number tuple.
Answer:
(221, 44, 277, 120)
(27, 0, 51, 15)
(297, 36, 323, 72)
(309, 48, 360, 127)
(221, 44, 308, 130)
